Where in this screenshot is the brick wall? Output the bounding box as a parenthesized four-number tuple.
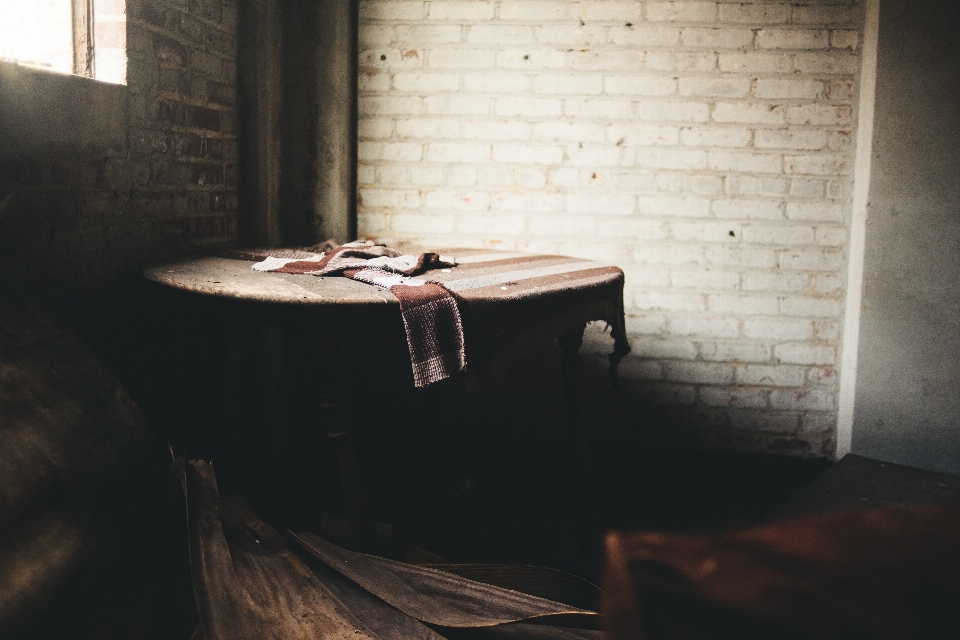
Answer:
(357, 0, 865, 456)
(0, 0, 239, 304)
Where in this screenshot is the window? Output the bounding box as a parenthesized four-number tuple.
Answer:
(0, 0, 126, 84)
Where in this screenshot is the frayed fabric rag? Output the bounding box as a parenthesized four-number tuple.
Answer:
(237, 243, 464, 387)
(349, 269, 465, 388)
(236, 242, 455, 278)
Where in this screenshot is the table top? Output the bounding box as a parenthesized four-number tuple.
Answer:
(143, 254, 399, 307)
(143, 247, 630, 386)
(142, 248, 623, 309)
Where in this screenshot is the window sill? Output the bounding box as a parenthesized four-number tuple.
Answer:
(0, 60, 127, 158)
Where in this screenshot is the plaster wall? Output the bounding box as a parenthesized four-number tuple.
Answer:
(852, 0, 960, 473)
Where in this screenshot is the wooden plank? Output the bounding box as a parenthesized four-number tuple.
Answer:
(181, 458, 601, 640)
(72, 0, 95, 78)
(180, 459, 379, 640)
(290, 532, 599, 629)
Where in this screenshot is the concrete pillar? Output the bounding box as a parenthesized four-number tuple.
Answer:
(239, 0, 357, 248)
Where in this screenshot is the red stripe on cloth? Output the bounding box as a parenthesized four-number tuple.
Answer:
(270, 261, 325, 274)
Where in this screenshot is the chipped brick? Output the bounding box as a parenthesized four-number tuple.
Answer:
(206, 80, 236, 106)
(170, 132, 205, 157)
(190, 162, 224, 186)
(158, 99, 186, 125)
(153, 34, 187, 66)
(186, 105, 222, 131)
(209, 191, 226, 212)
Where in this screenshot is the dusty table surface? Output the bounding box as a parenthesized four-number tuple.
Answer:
(143, 254, 400, 307)
(143, 248, 623, 306)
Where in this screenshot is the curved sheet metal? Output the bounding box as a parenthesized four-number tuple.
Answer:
(290, 532, 599, 629)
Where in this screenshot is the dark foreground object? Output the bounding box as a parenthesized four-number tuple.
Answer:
(603, 503, 960, 640)
(179, 458, 601, 640)
(0, 281, 162, 638)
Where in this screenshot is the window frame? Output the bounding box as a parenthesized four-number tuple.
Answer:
(72, 0, 95, 78)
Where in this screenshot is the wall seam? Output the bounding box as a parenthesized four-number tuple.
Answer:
(836, 0, 881, 458)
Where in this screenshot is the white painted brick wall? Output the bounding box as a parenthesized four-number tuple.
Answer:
(357, 0, 865, 457)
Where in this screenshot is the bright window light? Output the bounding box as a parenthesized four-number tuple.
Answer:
(0, 0, 126, 85)
(0, 0, 74, 74)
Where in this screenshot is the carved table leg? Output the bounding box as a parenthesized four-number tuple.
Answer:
(310, 326, 380, 553)
(558, 323, 598, 553)
(322, 390, 380, 552)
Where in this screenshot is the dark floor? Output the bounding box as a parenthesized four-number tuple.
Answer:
(79, 316, 836, 638)
(387, 447, 830, 570)
(146, 443, 831, 640)
(162, 444, 832, 639)
(234, 360, 835, 570)
(300, 341, 833, 574)
(14, 293, 951, 640)
(209, 338, 832, 563)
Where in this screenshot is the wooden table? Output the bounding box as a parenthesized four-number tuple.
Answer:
(143, 249, 628, 554)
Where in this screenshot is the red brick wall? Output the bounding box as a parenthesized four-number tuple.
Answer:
(0, 0, 240, 304)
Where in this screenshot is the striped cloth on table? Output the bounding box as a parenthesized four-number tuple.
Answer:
(235, 242, 465, 387)
(227, 246, 630, 390)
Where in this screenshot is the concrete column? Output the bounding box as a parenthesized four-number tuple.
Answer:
(238, 0, 283, 248)
(239, 0, 357, 247)
(852, 0, 960, 474)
